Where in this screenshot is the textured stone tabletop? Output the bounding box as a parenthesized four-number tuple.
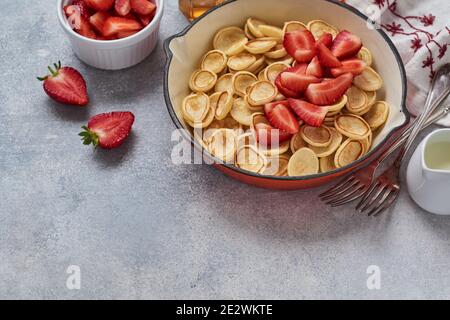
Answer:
(1, 0, 450, 300)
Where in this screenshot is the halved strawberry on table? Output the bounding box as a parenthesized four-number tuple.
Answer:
(331, 30, 362, 59)
(79, 111, 135, 149)
(37, 61, 89, 106)
(264, 101, 299, 134)
(304, 72, 353, 106)
(283, 29, 317, 63)
(288, 99, 328, 127)
(103, 16, 142, 37)
(330, 58, 366, 77)
(316, 42, 342, 68)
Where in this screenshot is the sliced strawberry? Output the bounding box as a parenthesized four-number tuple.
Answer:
(38, 61, 89, 106)
(137, 8, 155, 26)
(331, 30, 362, 59)
(287, 63, 308, 75)
(275, 74, 300, 98)
(65, 0, 91, 19)
(267, 104, 300, 134)
(85, 0, 115, 11)
(80, 111, 135, 149)
(102, 16, 142, 36)
(264, 100, 290, 115)
(288, 99, 328, 127)
(316, 32, 333, 49)
(130, 0, 156, 16)
(115, 0, 131, 16)
(280, 72, 321, 93)
(316, 43, 342, 68)
(89, 11, 110, 35)
(330, 58, 367, 77)
(305, 72, 353, 106)
(283, 29, 316, 63)
(306, 56, 323, 78)
(254, 122, 292, 147)
(117, 30, 139, 38)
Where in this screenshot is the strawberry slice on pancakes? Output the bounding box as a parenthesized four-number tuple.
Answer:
(306, 56, 323, 78)
(330, 58, 367, 77)
(288, 99, 328, 127)
(305, 72, 354, 106)
(316, 42, 342, 68)
(254, 121, 292, 147)
(331, 30, 362, 59)
(284, 29, 317, 63)
(316, 32, 333, 49)
(264, 101, 299, 134)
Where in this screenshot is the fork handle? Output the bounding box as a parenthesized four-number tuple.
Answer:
(374, 100, 450, 167)
(393, 88, 450, 166)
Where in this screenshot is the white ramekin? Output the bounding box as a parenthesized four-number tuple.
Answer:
(57, 0, 164, 70)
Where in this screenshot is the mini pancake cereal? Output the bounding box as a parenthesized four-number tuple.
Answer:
(201, 50, 228, 74)
(213, 27, 248, 56)
(307, 20, 339, 39)
(334, 139, 365, 168)
(288, 148, 319, 176)
(182, 16, 388, 176)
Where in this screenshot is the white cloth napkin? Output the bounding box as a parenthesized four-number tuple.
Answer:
(345, 0, 450, 125)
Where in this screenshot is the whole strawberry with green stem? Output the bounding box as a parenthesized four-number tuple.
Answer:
(38, 61, 89, 106)
(79, 111, 135, 149)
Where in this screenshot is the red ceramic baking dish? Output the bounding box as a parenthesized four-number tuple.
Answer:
(163, 0, 409, 190)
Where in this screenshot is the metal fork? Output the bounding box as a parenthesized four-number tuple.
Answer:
(357, 92, 450, 216)
(319, 88, 450, 207)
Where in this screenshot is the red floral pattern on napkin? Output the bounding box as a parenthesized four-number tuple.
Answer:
(342, 0, 450, 122)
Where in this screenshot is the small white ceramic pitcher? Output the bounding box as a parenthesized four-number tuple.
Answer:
(407, 129, 450, 215)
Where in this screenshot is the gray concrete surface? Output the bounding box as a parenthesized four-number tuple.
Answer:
(1, 0, 450, 300)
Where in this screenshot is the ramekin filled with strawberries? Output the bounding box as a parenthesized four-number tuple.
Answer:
(57, 0, 164, 70)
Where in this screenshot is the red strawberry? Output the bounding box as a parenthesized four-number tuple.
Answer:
(305, 72, 354, 106)
(306, 56, 323, 78)
(130, 0, 156, 16)
(275, 74, 300, 98)
(316, 32, 333, 49)
(37, 61, 89, 106)
(330, 58, 366, 77)
(79, 111, 135, 149)
(283, 29, 316, 63)
(89, 11, 110, 35)
(288, 99, 328, 127)
(280, 72, 321, 93)
(254, 122, 292, 147)
(84, 0, 115, 11)
(65, 0, 91, 19)
(137, 11, 155, 26)
(115, 0, 131, 16)
(64, 5, 97, 39)
(103, 16, 142, 36)
(266, 103, 300, 134)
(287, 63, 308, 75)
(117, 30, 139, 38)
(316, 42, 342, 68)
(331, 30, 362, 59)
(264, 100, 290, 115)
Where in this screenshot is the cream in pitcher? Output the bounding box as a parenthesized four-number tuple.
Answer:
(407, 129, 450, 215)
